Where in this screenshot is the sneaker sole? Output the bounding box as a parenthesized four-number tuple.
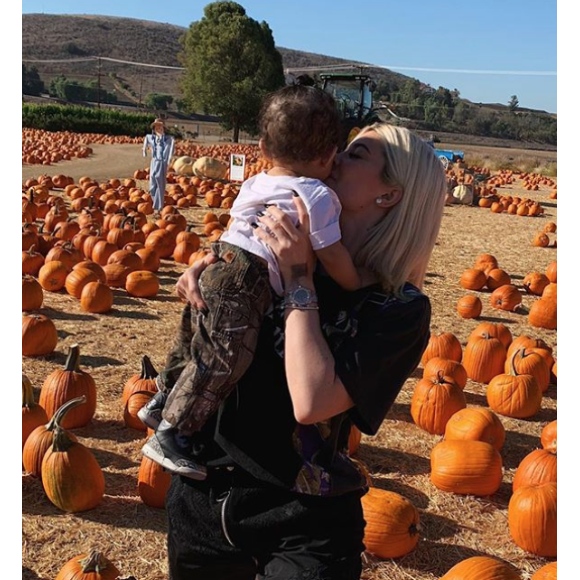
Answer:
(142, 442, 207, 481)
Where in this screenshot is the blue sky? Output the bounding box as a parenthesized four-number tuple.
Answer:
(22, 0, 558, 112)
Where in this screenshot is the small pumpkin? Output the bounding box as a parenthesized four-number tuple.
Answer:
(546, 261, 557, 283)
(533, 232, 550, 247)
(512, 448, 557, 492)
(541, 420, 557, 453)
(124, 390, 155, 431)
(440, 556, 520, 580)
(122, 355, 159, 404)
(80, 281, 114, 313)
(490, 285, 522, 312)
(55, 549, 121, 580)
(486, 268, 511, 291)
(473, 253, 498, 274)
(65, 267, 100, 299)
(444, 408, 506, 451)
(361, 487, 420, 559)
(138, 454, 172, 509)
(411, 373, 466, 435)
(22, 374, 49, 450)
(38, 260, 69, 292)
(430, 440, 503, 496)
(456, 295, 482, 319)
(22, 276, 44, 311)
(22, 314, 58, 356)
(125, 270, 160, 298)
(460, 268, 487, 291)
(523, 272, 550, 296)
(508, 482, 557, 557)
(39, 344, 97, 429)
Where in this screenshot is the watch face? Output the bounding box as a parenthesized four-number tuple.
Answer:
(293, 287, 311, 304)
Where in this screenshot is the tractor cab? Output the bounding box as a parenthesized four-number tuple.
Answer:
(319, 73, 378, 149)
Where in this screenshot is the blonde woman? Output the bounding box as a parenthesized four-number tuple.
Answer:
(163, 123, 447, 580)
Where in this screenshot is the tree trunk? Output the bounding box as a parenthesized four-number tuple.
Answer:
(233, 121, 240, 143)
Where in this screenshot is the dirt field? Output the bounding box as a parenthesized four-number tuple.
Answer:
(22, 143, 557, 580)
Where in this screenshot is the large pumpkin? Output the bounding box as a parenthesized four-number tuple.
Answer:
(430, 440, 502, 496)
(361, 487, 420, 559)
(410, 373, 466, 435)
(41, 422, 105, 513)
(531, 562, 557, 580)
(444, 408, 506, 451)
(39, 344, 97, 429)
(423, 357, 467, 390)
(490, 285, 522, 312)
(22, 314, 58, 356)
(440, 556, 520, 580)
(80, 281, 114, 313)
(23, 397, 83, 477)
(138, 454, 172, 509)
(541, 420, 557, 453)
(462, 333, 506, 384)
(486, 354, 542, 419)
(421, 332, 462, 365)
(22, 374, 48, 450)
(55, 549, 121, 580)
(512, 448, 557, 492)
(529, 299, 557, 330)
(508, 482, 557, 557)
(468, 322, 512, 350)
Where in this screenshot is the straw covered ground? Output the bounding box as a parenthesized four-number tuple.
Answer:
(22, 143, 557, 580)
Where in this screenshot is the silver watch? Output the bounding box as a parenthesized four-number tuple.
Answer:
(283, 285, 318, 309)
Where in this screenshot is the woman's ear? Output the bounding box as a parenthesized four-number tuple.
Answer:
(375, 186, 403, 209)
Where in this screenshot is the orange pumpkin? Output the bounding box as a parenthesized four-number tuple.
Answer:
(421, 332, 462, 365)
(508, 482, 557, 557)
(490, 285, 522, 312)
(55, 550, 121, 580)
(22, 314, 58, 356)
(22, 375, 48, 450)
(456, 295, 482, 319)
(124, 390, 155, 431)
(138, 454, 172, 509)
(529, 299, 557, 330)
(462, 333, 506, 384)
(531, 562, 557, 580)
(430, 440, 503, 496)
(39, 344, 97, 429)
(460, 268, 487, 291)
(411, 373, 466, 435)
(361, 487, 420, 559)
(440, 556, 520, 580)
(541, 420, 557, 453)
(513, 448, 557, 492)
(41, 422, 105, 513)
(468, 322, 512, 349)
(444, 408, 506, 451)
(125, 270, 160, 298)
(523, 272, 550, 296)
(423, 357, 467, 390)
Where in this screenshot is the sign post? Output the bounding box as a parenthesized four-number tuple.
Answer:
(229, 154, 246, 183)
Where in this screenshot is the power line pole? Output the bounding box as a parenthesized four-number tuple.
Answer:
(97, 56, 102, 108)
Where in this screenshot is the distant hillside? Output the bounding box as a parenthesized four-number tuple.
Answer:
(22, 13, 556, 146)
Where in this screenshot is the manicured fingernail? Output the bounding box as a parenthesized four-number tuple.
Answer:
(292, 192, 299, 197)
(250, 222, 259, 228)
(256, 210, 265, 217)
(264, 203, 274, 207)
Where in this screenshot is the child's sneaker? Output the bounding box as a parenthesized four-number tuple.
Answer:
(142, 429, 207, 480)
(137, 390, 168, 430)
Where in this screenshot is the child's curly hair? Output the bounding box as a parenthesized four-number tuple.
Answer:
(259, 85, 341, 164)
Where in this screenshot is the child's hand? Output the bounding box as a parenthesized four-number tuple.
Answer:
(176, 252, 218, 312)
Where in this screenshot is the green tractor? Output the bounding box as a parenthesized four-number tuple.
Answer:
(319, 72, 380, 148)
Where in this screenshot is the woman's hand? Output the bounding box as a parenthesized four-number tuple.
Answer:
(175, 252, 218, 311)
(254, 194, 315, 288)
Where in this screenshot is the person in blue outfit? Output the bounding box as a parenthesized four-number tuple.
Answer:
(143, 118, 175, 217)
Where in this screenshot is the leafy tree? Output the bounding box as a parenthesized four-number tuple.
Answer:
(23, 64, 45, 96)
(508, 95, 519, 111)
(145, 93, 174, 111)
(179, 1, 285, 141)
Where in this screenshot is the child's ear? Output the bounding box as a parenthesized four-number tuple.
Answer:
(258, 139, 270, 160)
(320, 146, 338, 168)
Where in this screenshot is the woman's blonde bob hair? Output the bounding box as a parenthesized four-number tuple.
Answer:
(352, 123, 447, 296)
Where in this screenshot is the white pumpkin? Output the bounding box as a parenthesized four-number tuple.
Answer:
(173, 156, 194, 176)
(193, 156, 228, 180)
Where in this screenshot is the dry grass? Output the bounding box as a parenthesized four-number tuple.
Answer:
(22, 144, 556, 580)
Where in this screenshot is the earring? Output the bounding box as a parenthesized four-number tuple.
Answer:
(375, 197, 384, 205)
